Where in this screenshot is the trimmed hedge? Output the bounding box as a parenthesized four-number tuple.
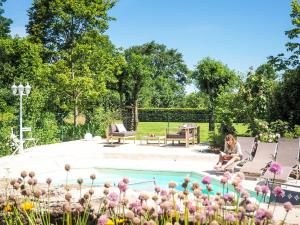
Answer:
(138, 108, 209, 122)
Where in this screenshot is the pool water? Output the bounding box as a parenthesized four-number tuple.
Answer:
(67, 168, 264, 201)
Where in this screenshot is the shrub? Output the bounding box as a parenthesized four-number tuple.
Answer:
(248, 119, 296, 142)
(138, 108, 209, 122)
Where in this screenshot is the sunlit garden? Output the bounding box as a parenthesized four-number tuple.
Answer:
(1, 0, 300, 224)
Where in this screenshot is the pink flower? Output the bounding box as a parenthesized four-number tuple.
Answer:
(122, 177, 129, 184)
(202, 176, 211, 185)
(154, 186, 161, 193)
(220, 177, 228, 184)
(283, 201, 293, 212)
(241, 191, 250, 199)
(98, 215, 108, 225)
(272, 186, 285, 197)
(255, 185, 261, 195)
(108, 192, 118, 202)
(246, 203, 256, 212)
(168, 181, 177, 188)
(225, 213, 235, 222)
(235, 184, 244, 193)
(261, 185, 270, 195)
(268, 162, 282, 175)
(118, 181, 127, 192)
(255, 208, 266, 222)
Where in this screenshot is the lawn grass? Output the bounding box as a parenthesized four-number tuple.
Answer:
(136, 122, 250, 143)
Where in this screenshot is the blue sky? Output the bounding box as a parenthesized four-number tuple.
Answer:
(3, 0, 292, 75)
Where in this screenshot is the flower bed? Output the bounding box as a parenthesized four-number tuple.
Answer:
(0, 164, 293, 225)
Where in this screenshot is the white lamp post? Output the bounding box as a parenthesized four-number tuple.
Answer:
(11, 83, 31, 154)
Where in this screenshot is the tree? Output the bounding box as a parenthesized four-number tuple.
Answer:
(192, 57, 238, 131)
(129, 41, 189, 108)
(27, 0, 119, 126)
(0, 0, 12, 38)
(268, 0, 300, 71)
(240, 64, 277, 122)
(117, 49, 151, 130)
(269, 69, 300, 125)
(0, 37, 59, 153)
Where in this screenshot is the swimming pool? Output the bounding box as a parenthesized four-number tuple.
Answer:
(66, 168, 263, 201)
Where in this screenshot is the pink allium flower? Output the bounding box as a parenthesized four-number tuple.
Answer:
(272, 186, 285, 197)
(160, 189, 168, 196)
(90, 174, 96, 180)
(238, 212, 245, 221)
(199, 213, 206, 224)
(246, 203, 256, 212)
(122, 177, 129, 184)
(118, 181, 127, 192)
(264, 209, 273, 219)
(210, 220, 219, 225)
(255, 185, 261, 195)
(154, 186, 161, 193)
(261, 185, 270, 195)
(255, 208, 266, 222)
(184, 176, 190, 183)
(206, 184, 213, 192)
(268, 162, 282, 175)
(223, 193, 229, 202)
(202, 176, 211, 185)
(220, 176, 228, 184)
(98, 215, 108, 225)
(192, 182, 200, 190)
(125, 210, 134, 219)
(108, 192, 118, 202)
(168, 181, 177, 188)
(241, 191, 250, 199)
(283, 201, 293, 212)
(225, 213, 235, 222)
(235, 184, 244, 193)
(108, 201, 116, 208)
(188, 205, 196, 214)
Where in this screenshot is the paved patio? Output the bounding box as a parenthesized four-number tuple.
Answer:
(0, 139, 300, 224)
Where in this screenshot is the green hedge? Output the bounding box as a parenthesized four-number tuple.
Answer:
(138, 108, 209, 122)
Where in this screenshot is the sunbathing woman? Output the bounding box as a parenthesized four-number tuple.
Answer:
(215, 134, 243, 171)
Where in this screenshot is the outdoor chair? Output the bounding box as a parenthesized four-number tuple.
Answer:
(165, 124, 198, 148)
(261, 138, 300, 182)
(225, 136, 256, 172)
(106, 123, 136, 144)
(22, 127, 38, 148)
(240, 142, 277, 177)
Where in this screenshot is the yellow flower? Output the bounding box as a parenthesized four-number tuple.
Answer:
(106, 219, 114, 225)
(4, 204, 12, 212)
(106, 219, 126, 225)
(21, 201, 34, 211)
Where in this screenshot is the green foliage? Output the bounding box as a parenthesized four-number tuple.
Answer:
(240, 65, 277, 121)
(192, 57, 238, 131)
(27, 0, 120, 126)
(180, 92, 207, 108)
(269, 68, 300, 125)
(0, 0, 12, 38)
(248, 119, 296, 142)
(134, 41, 189, 108)
(33, 112, 60, 144)
(138, 108, 209, 122)
(268, 0, 300, 70)
(209, 131, 226, 151)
